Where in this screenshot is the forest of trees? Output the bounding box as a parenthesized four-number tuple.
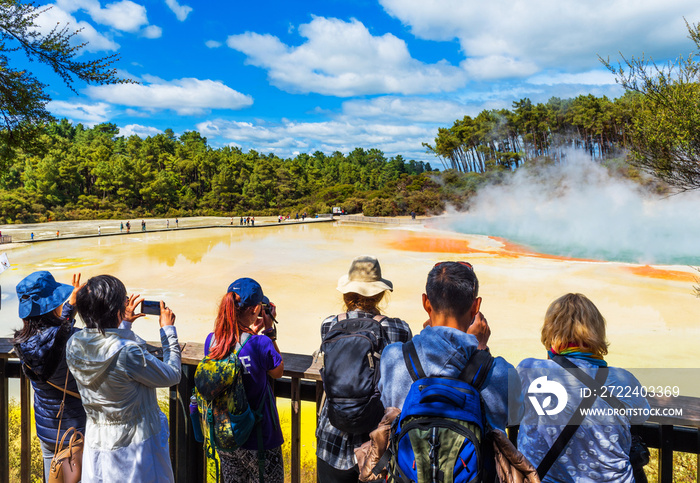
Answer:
(424, 92, 640, 173)
(0, 120, 447, 223)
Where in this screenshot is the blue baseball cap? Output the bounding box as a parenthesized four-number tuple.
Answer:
(16, 271, 73, 319)
(227, 278, 264, 308)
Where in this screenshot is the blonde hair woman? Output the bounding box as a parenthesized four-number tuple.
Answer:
(517, 293, 649, 483)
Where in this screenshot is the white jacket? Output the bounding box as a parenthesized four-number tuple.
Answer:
(66, 323, 181, 483)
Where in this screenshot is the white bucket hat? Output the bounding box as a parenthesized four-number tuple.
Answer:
(336, 255, 393, 297)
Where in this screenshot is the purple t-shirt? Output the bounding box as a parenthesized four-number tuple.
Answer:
(205, 333, 284, 450)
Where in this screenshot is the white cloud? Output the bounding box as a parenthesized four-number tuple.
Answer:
(54, 0, 161, 38)
(142, 25, 162, 38)
(340, 97, 472, 123)
(227, 16, 467, 97)
(205, 40, 222, 48)
(87, 0, 148, 32)
(119, 124, 163, 138)
(379, 0, 700, 78)
(196, 118, 436, 160)
(165, 0, 193, 21)
(48, 100, 111, 125)
(461, 55, 539, 80)
(86, 77, 254, 115)
(35, 5, 119, 52)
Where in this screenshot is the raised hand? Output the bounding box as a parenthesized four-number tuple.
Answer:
(123, 293, 146, 323)
(467, 312, 491, 350)
(69, 273, 85, 305)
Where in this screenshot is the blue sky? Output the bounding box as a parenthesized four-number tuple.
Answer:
(27, 0, 700, 162)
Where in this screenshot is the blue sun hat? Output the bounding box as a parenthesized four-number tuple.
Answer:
(227, 277, 264, 308)
(16, 271, 73, 319)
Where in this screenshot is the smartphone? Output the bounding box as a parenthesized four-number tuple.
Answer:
(141, 300, 161, 315)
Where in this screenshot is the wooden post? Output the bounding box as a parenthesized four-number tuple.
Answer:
(290, 377, 301, 483)
(20, 373, 31, 483)
(171, 365, 203, 483)
(658, 425, 674, 483)
(0, 359, 8, 483)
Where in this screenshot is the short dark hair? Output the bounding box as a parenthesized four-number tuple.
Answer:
(76, 275, 127, 334)
(425, 262, 479, 317)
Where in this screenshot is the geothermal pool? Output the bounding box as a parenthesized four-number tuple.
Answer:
(1, 220, 697, 370)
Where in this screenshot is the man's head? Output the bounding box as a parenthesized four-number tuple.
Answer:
(424, 262, 480, 325)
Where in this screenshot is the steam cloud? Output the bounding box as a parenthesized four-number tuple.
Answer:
(440, 152, 700, 265)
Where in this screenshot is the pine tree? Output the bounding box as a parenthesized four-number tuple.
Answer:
(0, 0, 131, 147)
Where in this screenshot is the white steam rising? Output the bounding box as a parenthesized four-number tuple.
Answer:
(440, 152, 700, 265)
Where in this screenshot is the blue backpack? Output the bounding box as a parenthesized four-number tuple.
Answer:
(387, 340, 494, 483)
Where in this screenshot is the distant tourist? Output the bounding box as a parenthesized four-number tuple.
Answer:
(67, 276, 180, 482)
(120, 222, 124, 232)
(231, 217, 234, 225)
(175, 218, 179, 228)
(56, 230, 59, 238)
(167, 219, 170, 229)
(251, 216, 255, 226)
(141, 220, 146, 232)
(240, 217, 244, 225)
(98, 226, 101, 236)
(126, 221, 131, 233)
(30, 232, 34, 241)
(12, 271, 86, 482)
(203, 278, 284, 482)
(411, 211, 416, 220)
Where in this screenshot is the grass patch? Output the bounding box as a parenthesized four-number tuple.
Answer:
(644, 448, 698, 483)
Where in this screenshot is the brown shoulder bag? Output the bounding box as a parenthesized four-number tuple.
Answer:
(47, 369, 84, 483)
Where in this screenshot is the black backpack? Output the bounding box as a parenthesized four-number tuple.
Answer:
(319, 313, 389, 434)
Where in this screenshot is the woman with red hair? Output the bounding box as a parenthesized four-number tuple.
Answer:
(204, 277, 284, 483)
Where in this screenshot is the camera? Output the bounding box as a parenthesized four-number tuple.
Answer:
(262, 303, 273, 316)
(261, 302, 278, 324)
(141, 300, 161, 315)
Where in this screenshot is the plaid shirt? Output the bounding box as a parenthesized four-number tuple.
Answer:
(316, 311, 412, 470)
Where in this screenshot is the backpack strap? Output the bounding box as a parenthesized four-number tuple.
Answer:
(460, 349, 494, 390)
(231, 332, 252, 359)
(553, 355, 626, 410)
(536, 358, 609, 480)
(402, 339, 426, 382)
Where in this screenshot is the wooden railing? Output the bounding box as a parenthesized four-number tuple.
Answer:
(0, 235, 11, 244)
(1, 338, 699, 483)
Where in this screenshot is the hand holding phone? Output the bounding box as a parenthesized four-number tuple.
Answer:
(124, 293, 145, 323)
